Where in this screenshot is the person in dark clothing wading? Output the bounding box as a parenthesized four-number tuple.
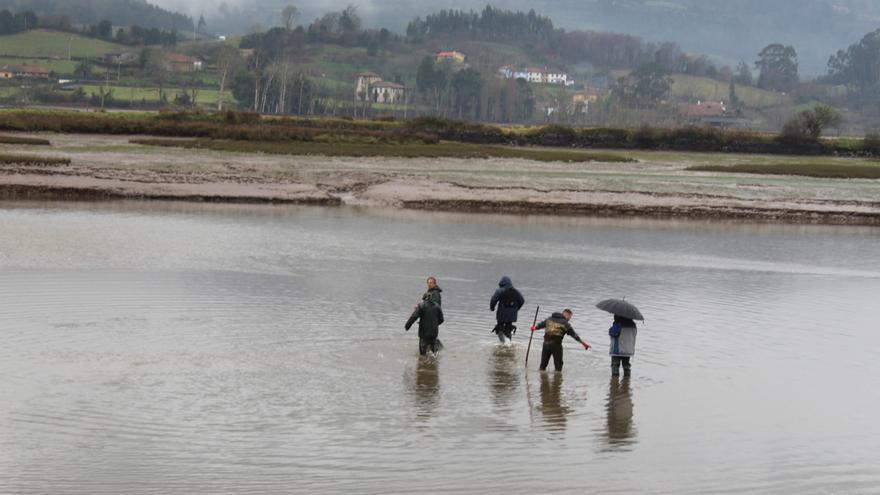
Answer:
(489, 276, 524, 344)
(530, 309, 590, 371)
(405, 276, 444, 356)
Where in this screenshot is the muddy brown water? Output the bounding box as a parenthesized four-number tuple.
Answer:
(1, 201, 879, 494)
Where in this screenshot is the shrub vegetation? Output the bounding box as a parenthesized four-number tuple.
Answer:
(0, 154, 70, 165)
(0, 134, 51, 145)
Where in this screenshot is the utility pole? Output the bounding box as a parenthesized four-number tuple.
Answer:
(297, 73, 304, 115)
(100, 70, 109, 109)
(403, 88, 408, 120)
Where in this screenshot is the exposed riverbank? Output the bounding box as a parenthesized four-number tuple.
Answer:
(2, 132, 879, 225)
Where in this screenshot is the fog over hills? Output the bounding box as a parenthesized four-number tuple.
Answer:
(151, 0, 880, 74)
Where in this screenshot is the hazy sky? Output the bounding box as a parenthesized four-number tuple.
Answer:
(149, 0, 377, 17)
(145, 0, 872, 74)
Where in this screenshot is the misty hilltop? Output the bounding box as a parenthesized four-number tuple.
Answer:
(152, 0, 879, 75)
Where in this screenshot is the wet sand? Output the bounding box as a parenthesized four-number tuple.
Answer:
(2, 132, 879, 224)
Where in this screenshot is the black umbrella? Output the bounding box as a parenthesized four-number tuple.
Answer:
(596, 299, 644, 321)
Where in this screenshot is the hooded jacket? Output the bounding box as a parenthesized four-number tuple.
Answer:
(423, 286, 442, 307)
(535, 312, 586, 345)
(490, 276, 524, 323)
(405, 299, 444, 340)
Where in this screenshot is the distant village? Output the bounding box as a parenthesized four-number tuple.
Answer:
(348, 49, 739, 126)
(2, 44, 740, 128)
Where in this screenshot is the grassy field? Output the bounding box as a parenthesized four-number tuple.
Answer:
(0, 30, 126, 59)
(610, 69, 791, 108)
(687, 162, 880, 179)
(78, 84, 238, 106)
(294, 38, 550, 95)
(130, 137, 635, 162)
(670, 74, 791, 107)
(0, 56, 79, 74)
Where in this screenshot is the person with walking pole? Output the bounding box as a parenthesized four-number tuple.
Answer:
(530, 309, 590, 371)
(525, 306, 540, 369)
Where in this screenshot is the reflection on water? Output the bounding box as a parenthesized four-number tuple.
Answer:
(488, 346, 519, 411)
(411, 357, 440, 420)
(604, 376, 637, 450)
(539, 372, 570, 433)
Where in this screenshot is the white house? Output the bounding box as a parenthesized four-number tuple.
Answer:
(499, 65, 571, 85)
(545, 71, 569, 85)
(498, 65, 522, 79)
(355, 71, 382, 102)
(371, 81, 406, 104)
(525, 67, 545, 83)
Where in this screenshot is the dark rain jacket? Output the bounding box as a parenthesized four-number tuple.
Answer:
(490, 276, 524, 323)
(535, 312, 586, 345)
(405, 300, 444, 340)
(423, 287, 442, 307)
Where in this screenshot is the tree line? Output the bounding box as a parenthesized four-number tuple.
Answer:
(0, 9, 35, 34)
(0, 0, 191, 32)
(406, 5, 730, 79)
(0, 9, 178, 46)
(235, 5, 408, 116)
(826, 29, 880, 103)
(415, 56, 534, 122)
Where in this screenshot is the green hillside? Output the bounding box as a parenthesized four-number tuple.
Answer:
(77, 84, 236, 106)
(0, 0, 192, 31)
(0, 29, 126, 59)
(0, 56, 77, 73)
(608, 69, 789, 108)
(670, 74, 790, 107)
(283, 39, 551, 94)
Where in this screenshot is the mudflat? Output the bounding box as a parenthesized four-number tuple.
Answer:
(2, 132, 879, 224)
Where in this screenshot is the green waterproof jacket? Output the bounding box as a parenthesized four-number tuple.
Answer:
(535, 312, 585, 345)
(405, 300, 444, 340)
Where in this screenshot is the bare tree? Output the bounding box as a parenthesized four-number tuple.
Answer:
(212, 45, 243, 111)
(282, 5, 300, 31)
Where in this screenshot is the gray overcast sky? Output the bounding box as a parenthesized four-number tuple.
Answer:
(149, 0, 378, 17)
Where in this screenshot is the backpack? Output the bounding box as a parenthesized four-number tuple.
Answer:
(608, 322, 621, 337)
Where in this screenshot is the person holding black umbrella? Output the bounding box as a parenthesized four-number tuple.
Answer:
(596, 299, 643, 377)
(608, 315, 638, 376)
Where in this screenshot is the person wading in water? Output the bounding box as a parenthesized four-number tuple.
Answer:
(405, 276, 444, 356)
(608, 314, 637, 376)
(489, 276, 524, 345)
(530, 309, 590, 371)
(421, 276, 442, 307)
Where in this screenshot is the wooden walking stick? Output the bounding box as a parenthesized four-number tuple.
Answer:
(524, 305, 540, 369)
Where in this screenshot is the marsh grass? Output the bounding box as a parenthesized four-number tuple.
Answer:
(0, 135, 51, 145)
(129, 138, 634, 163)
(0, 154, 71, 166)
(5, 110, 880, 158)
(687, 163, 880, 179)
(0, 110, 433, 144)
